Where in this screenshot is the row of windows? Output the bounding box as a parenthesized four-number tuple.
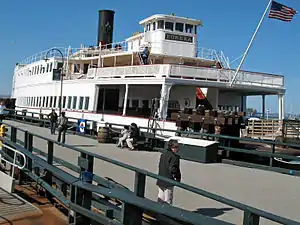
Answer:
(145, 20, 197, 34)
(17, 96, 90, 111)
(17, 62, 65, 77)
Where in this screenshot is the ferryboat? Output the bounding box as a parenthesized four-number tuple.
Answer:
(11, 10, 286, 133)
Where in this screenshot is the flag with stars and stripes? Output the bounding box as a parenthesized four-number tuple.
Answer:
(268, 1, 296, 22)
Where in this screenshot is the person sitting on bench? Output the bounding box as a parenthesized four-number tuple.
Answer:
(126, 123, 139, 150)
(117, 125, 130, 148)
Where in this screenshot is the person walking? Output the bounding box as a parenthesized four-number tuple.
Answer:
(57, 112, 68, 144)
(47, 109, 58, 134)
(156, 139, 181, 205)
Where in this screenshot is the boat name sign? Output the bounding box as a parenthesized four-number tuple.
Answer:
(165, 33, 193, 43)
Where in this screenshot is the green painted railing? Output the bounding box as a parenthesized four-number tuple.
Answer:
(4, 109, 300, 177)
(0, 121, 300, 224)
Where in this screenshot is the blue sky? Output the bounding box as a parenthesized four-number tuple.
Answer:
(0, 0, 299, 113)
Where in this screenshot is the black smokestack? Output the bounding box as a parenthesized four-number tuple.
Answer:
(97, 10, 115, 47)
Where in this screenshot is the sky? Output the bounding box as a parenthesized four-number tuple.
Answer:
(0, 0, 299, 113)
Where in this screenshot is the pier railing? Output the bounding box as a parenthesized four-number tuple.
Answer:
(1, 120, 300, 225)
(4, 109, 300, 175)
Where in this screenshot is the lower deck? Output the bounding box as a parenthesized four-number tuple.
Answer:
(14, 82, 247, 119)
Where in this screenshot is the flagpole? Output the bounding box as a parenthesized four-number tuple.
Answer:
(229, 0, 273, 86)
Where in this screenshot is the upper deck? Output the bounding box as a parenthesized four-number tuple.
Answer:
(13, 11, 285, 93)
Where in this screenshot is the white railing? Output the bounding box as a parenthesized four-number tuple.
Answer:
(87, 64, 284, 88)
(17, 41, 229, 68)
(88, 64, 170, 79)
(0, 143, 26, 177)
(196, 48, 230, 69)
(69, 41, 129, 59)
(19, 47, 68, 65)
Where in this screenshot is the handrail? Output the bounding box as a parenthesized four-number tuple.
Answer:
(0, 143, 27, 176)
(6, 108, 300, 150)
(1, 121, 300, 224)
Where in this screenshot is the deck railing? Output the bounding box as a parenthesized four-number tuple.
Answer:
(5, 109, 300, 175)
(1, 118, 300, 224)
(86, 64, 284, 88)
(17, 42, 229, 67)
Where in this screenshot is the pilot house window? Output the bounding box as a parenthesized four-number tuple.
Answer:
(165, 22, 173, 31)
(152, 22, 156, 30)
(175, 23, 184, 32)
(185, 24, 194, 33)
(157, 20, 164, 29)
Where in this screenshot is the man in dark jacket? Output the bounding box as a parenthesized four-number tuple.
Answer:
(156, 139, 181, 205)
(48, 109, 58, 134)
(126, 123, 139, 150)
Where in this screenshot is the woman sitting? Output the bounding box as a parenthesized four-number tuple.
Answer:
(116, 125, 130, 148)
(126, 123, 139, 150)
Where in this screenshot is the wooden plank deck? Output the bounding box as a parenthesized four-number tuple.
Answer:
(4, 120, 300, 224)
(0, 187, 42, 224)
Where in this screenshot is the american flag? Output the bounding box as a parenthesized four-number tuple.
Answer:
(268, 1, 296, 22)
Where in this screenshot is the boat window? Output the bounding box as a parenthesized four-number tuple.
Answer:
(157, 20, 164, 29)
(40, 65, 43, 74)
(79, 97, 84, 110)
(46, 97, 49, 107)
(39, 97, 42, 107)
(185, 24, 194, 33)
(42, 97, 45, 107)
(142, 100, 149, 108)
(42, 66, 45, 73)
(46, 64, 49, 72)
(165, 22, 173, 31)
(53, 97, 57, 108)
(84, 97, 89, 110)
(175, 23, 184, 32)
(49, 63, 53, 72)
(62, 96, 66, 108)
(153, 22, 156, 30)
(74, 64, 80, 73)
(194, 25, 197, 34)
(72, 96, 77, 109)
(49, 97, 53, 108)
(132, 99, 139, 108)
(57, 96, 61, 108)
(67, 96, 72, 109)
(146, 24, 150, 32)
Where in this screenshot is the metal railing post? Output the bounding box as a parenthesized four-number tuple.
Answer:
(269, 143, 275, 167)
(27, 133, 33, 172)
(8, 127, 17, 176)
(122, 172, 146, 225)
(72, 152, 94, 225)
(19, 131, 28, 184)
(243, 211, 260, 225)
(43, 140, 54, 202)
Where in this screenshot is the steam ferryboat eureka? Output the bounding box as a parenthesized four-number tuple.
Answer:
(11, 10, 285, 133)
